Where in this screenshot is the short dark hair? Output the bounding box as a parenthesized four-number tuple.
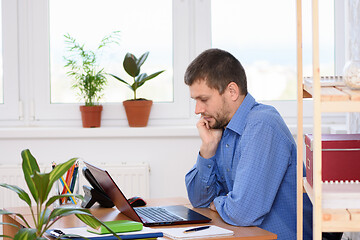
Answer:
(184, 48, 247, 95)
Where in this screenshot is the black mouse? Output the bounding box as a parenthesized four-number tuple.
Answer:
(128, 196, 147, 207)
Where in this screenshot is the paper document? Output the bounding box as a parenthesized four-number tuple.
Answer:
(46, 226, 163, 239)
(156, 225, 234, 239)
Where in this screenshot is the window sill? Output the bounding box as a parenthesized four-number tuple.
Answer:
(0, 124, 347, 140)
(0, 126, 199, 139)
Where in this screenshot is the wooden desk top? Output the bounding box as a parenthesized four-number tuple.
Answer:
(3, 197, 277, 240)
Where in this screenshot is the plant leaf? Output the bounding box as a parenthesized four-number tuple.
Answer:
(109, 74, 131, 87)
(46, 193, 84, 208)
(0, 221, 21, 229)
(0, 210, 31, 228)
(14, 228, 37, 240)
(48, 158, 77, 199)
(39, 208, 51, 230)
(123, 53, 139, 77)
(75, 213, 101, 229)
(138, 70, 165, 88)
(0, 235, 14, 239)
(48, 207, 94, 222)
(0, 183, 32, 207)
(136, 52, 149, 68)
(135, 73, 147, 84)
(31, 172, 50, 205)
(21, 149, 40, 202)
(75, 214, 121, 240)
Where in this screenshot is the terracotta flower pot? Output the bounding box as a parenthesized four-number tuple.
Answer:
(80, 105, 103, 128)
(123, 100, 153, 127)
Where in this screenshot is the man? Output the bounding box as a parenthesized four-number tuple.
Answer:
(184, 48, 313, 239)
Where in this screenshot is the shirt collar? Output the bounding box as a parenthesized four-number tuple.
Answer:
(226, 93, 256, 135)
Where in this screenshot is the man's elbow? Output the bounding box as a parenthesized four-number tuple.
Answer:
(220, 211, 265, 227)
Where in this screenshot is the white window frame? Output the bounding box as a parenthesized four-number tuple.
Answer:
(26, 0, 193, 126)
(0, 0, 347, 127)
(0, 0, 20, 122)
(207, 0, 346, 126)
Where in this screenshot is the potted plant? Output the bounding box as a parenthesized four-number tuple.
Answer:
(64, 31, 120, 128)
(110, 52, 164, 127)
(0, 149, 120, 240)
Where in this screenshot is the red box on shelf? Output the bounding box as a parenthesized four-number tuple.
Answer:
(305, 134, 360, 187)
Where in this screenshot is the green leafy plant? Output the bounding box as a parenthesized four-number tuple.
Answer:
(64, 31, 120, 106)
(0, 149, 120, 240)
(110, 52, 165, 100)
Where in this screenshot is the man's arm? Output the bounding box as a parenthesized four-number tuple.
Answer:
(213, 121, 294, 226)
(185, 117, 223, 207)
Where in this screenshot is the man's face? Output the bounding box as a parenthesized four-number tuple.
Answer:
(189, 80, 231, 129)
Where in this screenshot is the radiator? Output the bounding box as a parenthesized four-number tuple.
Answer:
(0, 162, 150, 209)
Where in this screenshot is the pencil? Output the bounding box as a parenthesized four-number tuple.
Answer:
(60, 176, 77, 205)
(70, 163, 79, 193)
(61, 167, 72, 195)
(62, 164, 75, 203)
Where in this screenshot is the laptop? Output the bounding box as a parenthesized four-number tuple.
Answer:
(83, 161, 212, 226)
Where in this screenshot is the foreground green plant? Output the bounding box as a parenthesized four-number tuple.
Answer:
(0, 149, 120, 240)
(110, 51, 165, 100)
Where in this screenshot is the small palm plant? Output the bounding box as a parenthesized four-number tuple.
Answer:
(0, 149, 120, 240)
(64, 31, 120, 106)
(110, 51, 164, 100)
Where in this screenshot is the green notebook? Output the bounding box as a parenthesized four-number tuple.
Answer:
(87, 220, 143, 234)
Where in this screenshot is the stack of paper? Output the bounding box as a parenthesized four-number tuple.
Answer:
(46, 226, 163, 239)
(156, 225, 234, 239)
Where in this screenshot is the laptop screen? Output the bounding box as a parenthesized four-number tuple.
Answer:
(83, 161, 143, 223)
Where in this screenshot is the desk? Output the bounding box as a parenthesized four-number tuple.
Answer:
(3, 197, 277, 239)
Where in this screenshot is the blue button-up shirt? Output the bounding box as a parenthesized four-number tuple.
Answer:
(185, 93, 312, 239)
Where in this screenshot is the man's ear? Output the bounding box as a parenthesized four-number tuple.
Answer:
(227, 82, 240, 101)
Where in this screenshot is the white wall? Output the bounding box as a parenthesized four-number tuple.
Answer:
(0, 126, 201, 199)
(0, 122, 348, 201)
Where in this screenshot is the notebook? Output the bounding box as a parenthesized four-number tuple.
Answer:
(84, 161, 211, 227)
(157, 225, 234, 239)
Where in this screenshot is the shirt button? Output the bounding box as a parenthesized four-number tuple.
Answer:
(207, 165, 211, 168)
(227, 168, 230, 172)
(221, 176, 224, 180)
(225, 144, 229, 148)
(206, 186, 210, 189)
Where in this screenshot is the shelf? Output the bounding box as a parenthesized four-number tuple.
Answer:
(303, 178, 360, 232)
(303, 81, 360, 112)
(303, 178, 360, 209)
(303, 81, 360, 101)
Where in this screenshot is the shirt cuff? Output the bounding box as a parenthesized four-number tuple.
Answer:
(196, 153, 216, 176)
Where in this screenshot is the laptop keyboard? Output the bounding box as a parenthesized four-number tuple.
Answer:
(135, 207, 185, 223)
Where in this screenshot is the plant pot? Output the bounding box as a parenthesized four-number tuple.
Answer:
(123, 100, 153, 127)
(80, 105, 103, 128)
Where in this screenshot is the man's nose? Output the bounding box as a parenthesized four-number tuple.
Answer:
(195, 101, 204, 115)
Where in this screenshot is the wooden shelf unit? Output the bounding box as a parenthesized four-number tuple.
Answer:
(302, 178, 360, 232)
(296, 0, 360, 239)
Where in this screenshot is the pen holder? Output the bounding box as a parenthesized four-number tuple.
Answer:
(54, 163, 80, 207)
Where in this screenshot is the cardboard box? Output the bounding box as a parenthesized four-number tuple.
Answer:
(305, 134, 360, 187)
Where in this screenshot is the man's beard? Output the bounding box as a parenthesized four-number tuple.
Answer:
(211, 115, 230, 129)
(205, 97, 231, 129)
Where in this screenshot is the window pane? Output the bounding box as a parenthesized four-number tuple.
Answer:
(302, 0, 335, 77)
(50, 0, 172, 104)
(0, 2, 3, 104)
(211, 0, 334, 101)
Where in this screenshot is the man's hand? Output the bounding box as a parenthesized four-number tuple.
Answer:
(210, 202, 217, 212)
(197, 117, 223, 159)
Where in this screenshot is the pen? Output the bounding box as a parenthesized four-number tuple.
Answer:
(183, 226, 210, 233)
